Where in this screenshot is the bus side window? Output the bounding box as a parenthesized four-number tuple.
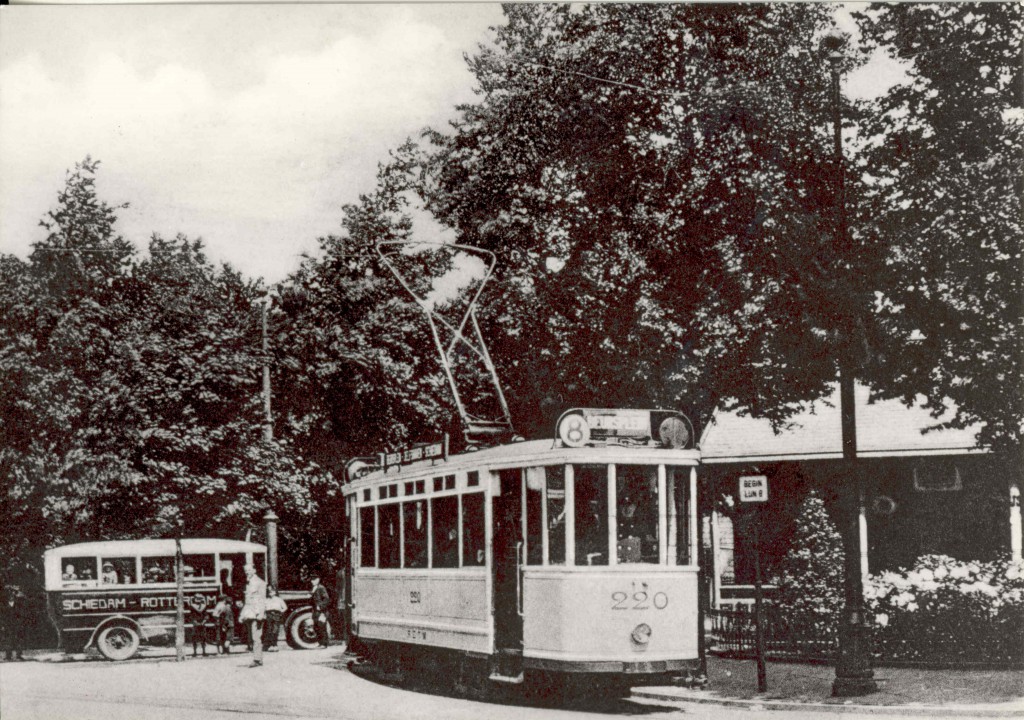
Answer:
(101, 557, 136, 584)
(61, 557, 99, 586)
(141, 556, 175, 583)
(183, 554, 215, 581)
(461, 493, 485, 567)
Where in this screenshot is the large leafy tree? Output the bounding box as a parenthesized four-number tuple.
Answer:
(0, 159, 333, 588)
(855, 2, 1023, 450)
(420, 3, 884, 437)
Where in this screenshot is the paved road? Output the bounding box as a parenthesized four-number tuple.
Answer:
(0, 647, 1003, 720)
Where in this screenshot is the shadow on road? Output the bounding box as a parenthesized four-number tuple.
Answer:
(322, 658, 677, 716)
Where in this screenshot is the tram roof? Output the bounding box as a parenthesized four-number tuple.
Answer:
(348, 438, 700, 490)
(44, 538, 267, 559)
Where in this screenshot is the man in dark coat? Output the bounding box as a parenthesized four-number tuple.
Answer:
(311, 576, 330, 648)
(1, 587, 28, 661)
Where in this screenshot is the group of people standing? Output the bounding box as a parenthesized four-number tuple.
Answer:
(205, 566, 330, 668)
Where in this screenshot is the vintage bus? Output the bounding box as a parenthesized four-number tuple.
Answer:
(342, 408, 702, 695)
(44, 538, 317, 660)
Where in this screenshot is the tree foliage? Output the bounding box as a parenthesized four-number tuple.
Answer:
(855, 2, 1023, 449)
(0, 159, 333, 588)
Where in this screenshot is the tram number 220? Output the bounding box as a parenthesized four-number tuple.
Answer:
(611, 590, 669, 611)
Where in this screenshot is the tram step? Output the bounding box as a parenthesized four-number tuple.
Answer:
(488, 649, 524, 684)
(488, 672, 524, 684)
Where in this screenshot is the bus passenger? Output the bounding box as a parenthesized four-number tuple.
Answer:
(81, 567, 94, 582)
(62, 565, 77, 581)
(101, 563, 118, 584)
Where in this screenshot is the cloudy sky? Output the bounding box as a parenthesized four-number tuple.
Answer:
(1, 3, 897, 286)
(0, 3, 504, 284)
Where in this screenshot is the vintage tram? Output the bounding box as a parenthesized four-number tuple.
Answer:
(342, 408, 703, 693)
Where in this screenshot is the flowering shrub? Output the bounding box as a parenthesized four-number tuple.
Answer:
(866, 555, 1024, 664)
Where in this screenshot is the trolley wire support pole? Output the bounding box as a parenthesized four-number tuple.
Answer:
(175, 537, 186, 662)
(375, 241, 516, 446)
(821, 29, 877, 697)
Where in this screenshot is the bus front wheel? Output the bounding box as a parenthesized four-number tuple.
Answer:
(286, 609, 329, 650)
(97, 625, 140, 661)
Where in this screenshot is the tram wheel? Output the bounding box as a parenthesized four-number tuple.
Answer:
(96, 625, 140, 661)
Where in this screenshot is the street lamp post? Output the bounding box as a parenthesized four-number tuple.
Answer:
(822, 30, 878, 697)
(259, 295, 273, 442)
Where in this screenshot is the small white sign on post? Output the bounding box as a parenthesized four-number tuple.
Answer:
(739, 475, 768, 503)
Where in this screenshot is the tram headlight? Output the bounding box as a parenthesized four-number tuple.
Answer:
(631, 623, 652, 645)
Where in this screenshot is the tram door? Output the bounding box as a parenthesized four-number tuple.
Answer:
(490, 468, 523, 681)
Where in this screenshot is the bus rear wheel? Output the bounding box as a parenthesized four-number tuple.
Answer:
(97, 625, 140, 661)
(286, 609, 328, 649)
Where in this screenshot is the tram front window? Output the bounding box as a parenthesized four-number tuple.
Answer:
(431, 495, 459, 568)
(574, 465, 608, 566)
(378, 504, 400, 569)
(546, 466, 566, 565)
(617, 465, 659, 564)
(670, 466, 692, 565)
(404, 500, 428, 568)
(525, 468, 543, 565)
(462, 493, 485, 566)
(360, 506, 376, 567)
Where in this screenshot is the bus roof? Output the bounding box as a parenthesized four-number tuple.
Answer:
(44, 538, 266, 560)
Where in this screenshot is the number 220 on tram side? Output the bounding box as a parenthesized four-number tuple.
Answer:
(343, 408, 702, 692)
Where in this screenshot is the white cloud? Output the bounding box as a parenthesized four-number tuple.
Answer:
(0, 5, 500, 283)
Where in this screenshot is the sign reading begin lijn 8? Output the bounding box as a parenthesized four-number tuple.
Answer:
(739, 475, 768, 503)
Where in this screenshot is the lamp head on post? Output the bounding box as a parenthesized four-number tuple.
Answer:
(820, 29, 849, 65)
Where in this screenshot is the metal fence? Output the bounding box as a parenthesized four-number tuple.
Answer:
(708, 605, 837, 662)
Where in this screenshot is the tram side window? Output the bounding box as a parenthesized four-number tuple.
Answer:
(670, 466, 692, 565)
(61, 557, 99, 585)
(142, 556, 175, 583)
(546, 465, 566, 565)
(360, 506, 376, 568)
(101, 557, 135, 585)
(183, 554, 216, 581)
(378, 504, 401, 569)
(525, 467, 543, 565)
(404, 500, 428, 569)
(431, 495, 459, 568)
(574, 465, 609, 566)
(462, 493, 485, 566)
(617, 465, 659, 564)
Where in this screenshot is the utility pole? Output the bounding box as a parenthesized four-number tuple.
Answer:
(260, 296, 273, 442)
(821, 29, 877, 697)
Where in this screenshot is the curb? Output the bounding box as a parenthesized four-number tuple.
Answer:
(630, 688, 1024, 717)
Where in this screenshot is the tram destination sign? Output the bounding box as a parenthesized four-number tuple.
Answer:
(556, 408, 694, 449)
(380, 434, 449, 472)
(739, 475, 769, 503)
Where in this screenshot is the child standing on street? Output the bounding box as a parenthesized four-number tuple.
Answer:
(262, 587, 287, 652)
(212, 594, 233, 654)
